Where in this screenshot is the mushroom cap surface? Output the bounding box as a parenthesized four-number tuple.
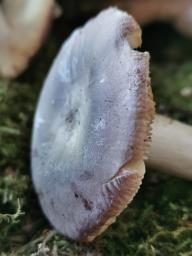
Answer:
(32, 7, 154, 242)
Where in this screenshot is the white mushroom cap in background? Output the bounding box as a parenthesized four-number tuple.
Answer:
(0, 0, 57, 78)
(123, 0, 192, 37)
(60, 0, 192, 38)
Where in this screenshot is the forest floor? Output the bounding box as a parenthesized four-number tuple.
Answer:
(0, 9, 192, 256)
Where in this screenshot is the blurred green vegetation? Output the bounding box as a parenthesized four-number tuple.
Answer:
(0, 16, 192, 256)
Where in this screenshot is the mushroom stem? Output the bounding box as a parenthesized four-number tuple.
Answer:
(147, 114, 192, 180)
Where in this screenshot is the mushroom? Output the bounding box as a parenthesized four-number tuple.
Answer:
(31, 7, 192, 242)
(0, 0, 59, 78)
(122, 0, 192, 37)
(32, 7, 154, 242)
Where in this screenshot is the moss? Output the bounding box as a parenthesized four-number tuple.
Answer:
(0, 14, 192, 256)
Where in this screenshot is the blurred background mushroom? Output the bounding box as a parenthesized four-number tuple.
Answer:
(0, 0, 60, 78)
(61, 0, 192, 37)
